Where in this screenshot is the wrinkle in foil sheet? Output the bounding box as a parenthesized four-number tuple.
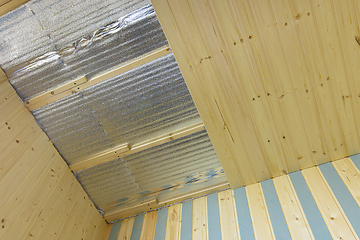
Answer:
(5, 4, 168, 100)
(0, 0, 151, 69)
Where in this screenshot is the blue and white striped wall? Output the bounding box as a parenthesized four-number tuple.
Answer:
(106, 154, 360, 240)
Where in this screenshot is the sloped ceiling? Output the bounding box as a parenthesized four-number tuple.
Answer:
(152, 0, 360, 188)
(0, 0, 228, 221)
(2, 0, 360, 221)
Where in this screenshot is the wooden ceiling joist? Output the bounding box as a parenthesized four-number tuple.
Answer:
(70, 122, 205, 172)
(0, 0, 29, 17)
(25, 45, 171, 111)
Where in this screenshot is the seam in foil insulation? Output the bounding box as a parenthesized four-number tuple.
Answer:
(75, 130, 226, 212)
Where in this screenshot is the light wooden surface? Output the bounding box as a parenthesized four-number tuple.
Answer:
(218, 190, 240, 240)
(70, 122, 205, 172)
(302, 167, 359, 240)
(0, 0, 29, 16)
(103, 179, 229, 223)
(332, 158, 360, 207)
(273, 175, 314, 240)
(151, 0, 360, 189)
(117, 217, 135, 240)
(165, 204, 182, 240)
(140, 211, 157, 240)
(106, 157, 360, 239)
(192, 197, 208, 240)
(0, 81, 107, 240)
(26, 46, 171, 111)
(246, 183, 275, 240)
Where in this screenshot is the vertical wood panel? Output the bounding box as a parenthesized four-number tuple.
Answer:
(246, 183, 275, 240)
(140, 211, 158, 240)
(332, 158, 360, 207)
(165, 204, 181, 240)
(117, 217, 135, 240)
(218, 190, 240, 240)
(302, 167, 359, 239)
(192, 197, 208, 240)
(319, 163, 360, 236)
(273, 175, 314, 240)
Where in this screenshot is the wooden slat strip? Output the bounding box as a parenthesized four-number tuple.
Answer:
(319, 162, 360, 236)
(0, 68, 7, 85)
(273, 175, 314, 240)
(192, 197, 208, 240)
(108, 222, 122, 240)
(140, 211, 158, 240)
(130, 214, 144, 240)
(103, 223, 114, 240)
(332, 158, 360, 207)
(218, 189, 240, 240)
(70, 122, 204, 172)
(261, 179, 292, 239)
(233, 187, 255, 240)
(0, 0, 29, 16)
(309, 0, 360, 154)
(117, 217, 135, 240)
(24, 76, 87, 107)
(350, 154, 360, 171)
(26, 46, 171, 111)
(206, 194, 221, 240)
(302, 167, 359, 239)
(165, 203, 182, 240)
(246, 183, 275, 240)
(180, 201, 192, 240)
(289, 171, 332, 240)
(154, 208, 168, 240)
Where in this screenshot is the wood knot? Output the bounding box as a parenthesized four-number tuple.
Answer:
(355, 36, 360, 45)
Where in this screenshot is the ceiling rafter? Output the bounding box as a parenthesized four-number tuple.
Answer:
(25, 45, 171, 111)
(70, 122, 205, 172)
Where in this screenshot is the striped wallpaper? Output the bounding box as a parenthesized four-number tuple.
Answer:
(106, 154, 360, 240)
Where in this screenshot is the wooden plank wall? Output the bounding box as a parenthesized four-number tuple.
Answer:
(152, 0, 360, 189)
(106, 155, 360, 240)
(0, 80, 107, 240)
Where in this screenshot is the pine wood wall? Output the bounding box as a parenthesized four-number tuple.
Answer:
(106, 155, 360, 240)
(0, 79, 107, 240)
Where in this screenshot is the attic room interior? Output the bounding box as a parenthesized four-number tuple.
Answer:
(1, 0, 360, 239)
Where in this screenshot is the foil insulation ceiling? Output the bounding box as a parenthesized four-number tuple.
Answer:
(0, 0, 227, 218)
(32, 54, 202, 164)
(76, 130, 226, 213)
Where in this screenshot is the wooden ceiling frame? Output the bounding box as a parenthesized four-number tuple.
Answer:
(25, 45, 171, 111)
(70, 122, 205, 172)
(0, 0, 29, 16)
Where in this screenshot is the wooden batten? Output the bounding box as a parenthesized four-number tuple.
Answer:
(70, 122, 205, 172)
(104, 182, 229, 222)
(25, 46, 171, 111)
(0, 0, 29, 16)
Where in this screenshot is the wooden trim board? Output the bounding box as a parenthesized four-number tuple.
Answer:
(70, 122, 205, 172)
(25, 46, 171, 111)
